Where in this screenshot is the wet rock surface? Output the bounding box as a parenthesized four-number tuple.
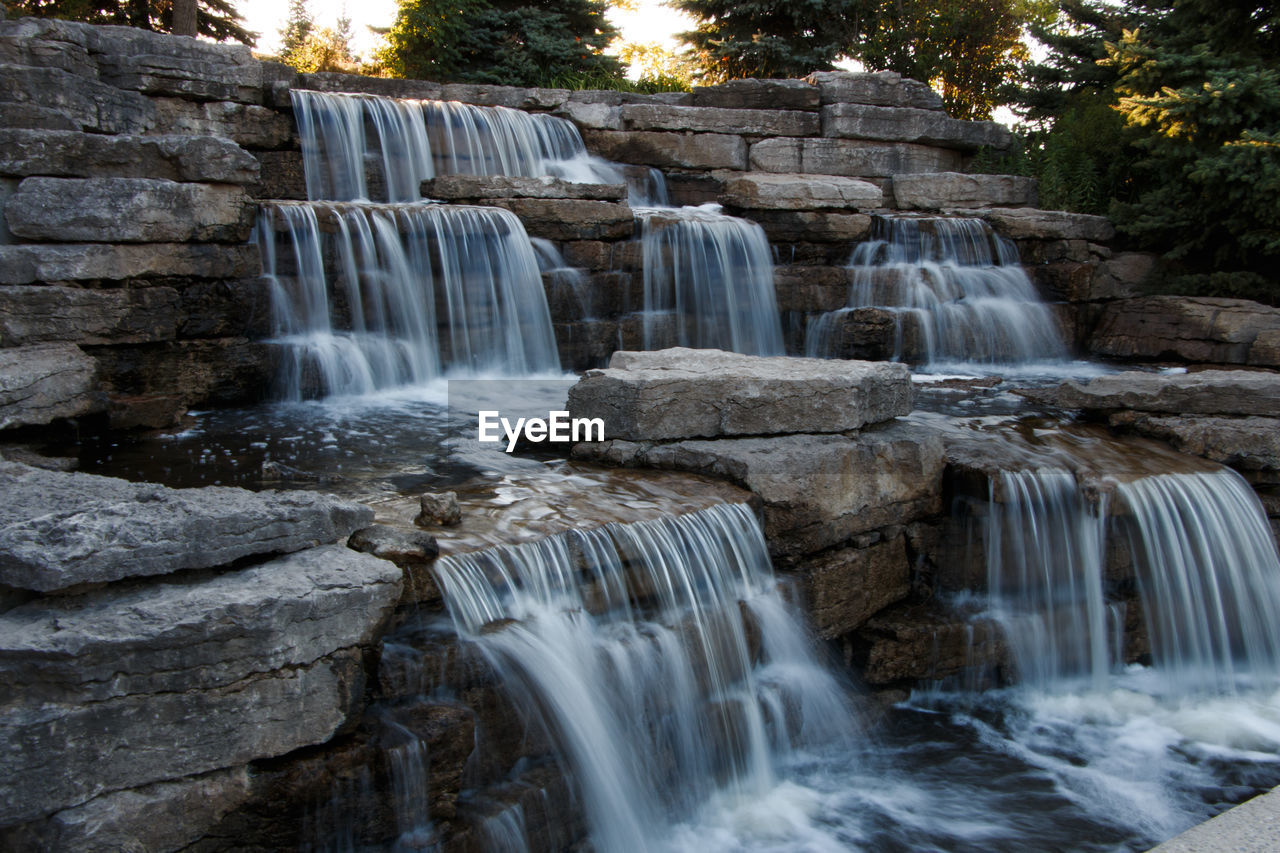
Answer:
(1050, 370, 1280, 417)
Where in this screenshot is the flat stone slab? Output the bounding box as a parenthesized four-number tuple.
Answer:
(0, 243, 261, 285)
(620, 103, 819, 137)
(718, 171, 884, 210)
(893, 172, 1037, 209)
(965, 206, 1115, 241)
(483, 198, 634, 241)
(1148, 785, 1280, 853)
(0, 545, 401, 824)
(567, 348, 913, 441)
(0, 461, 374, 591)
(583, 129, 748, 171)
(822, 103, 1011, 151)
(1051, 370, 1280, 417)
(1111, 412, 1280, 473)
(806, 71, 944, 110)
(1090, 296, 1280, 365)
(750, 137, 962, 178)
(0, 285, 180, 346)
(0, 129, 258, 184)
(690, 78, 820, 111)
(0, 343, 101, 429)
(423, 174, 626, 201)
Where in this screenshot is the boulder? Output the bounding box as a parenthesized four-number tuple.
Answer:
(555, 100, 622, 130)
(349, 523, 440, 565)
(620, 104, 818, 137)
(1075, 252, 1154, 302)
(1089, 296, 1280, 364)
(749, 138, 963, 178)
(806, 71, 944, 110)
(799, 535, 911, 638)
(967, 207, 1115, 242)
(6, 177, 255, 243)
(88, 23, 263, 103)
(690, 78, 820, 111)
(0, 65, 154, 135)
(0, 461, 374, 591)
(1051, 370, 1280, 417)
(0, 243, 261, 285)
(718, 171, 884, 210)
(416, 491, 463, 527)
(823, 103, 1011, 151)
(0, 545, 402, 825)
(567, 348, 913, 441)
(0, 285, 180, 346)
(573, 420, 946, 558)
(583, 130, 748, 171)
(0, 343, 101, 429)
(0, 129, 259, 184)
(892, 172, 1037, 209)
(423, 174, 626, 202)
(150, 98, 295, 149)
(481, 198, 634, 241)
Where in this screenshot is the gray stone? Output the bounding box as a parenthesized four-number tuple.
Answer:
(691, 78, 821, 111)
(555, 100, 622, 130)
(719, 171, 884, 210)
(1110, 413, 1280, 473)
(150, 98, 295, 149)
(892, 172, 1037, 209)
(0, 242, 261, 285)
(0, 17, 95, 76)
(417, 491, 462, 527)
(89, 24, 263, 103)
(1051, 370, 1280, 417)
(855, 603, 1006, 686)
(1252, 330, 1280, 368)
(424, 174, 627, 201)
(1147, 785, 1280, 853)
(0, 103, 79, 132)
(620, 104, 819, 137)
(806, 71, 944, 110)
(349, 523, 440, 565)
(748, 210, 873, 243)
(0, 545, 401, 824)
(0, 285, 180, 346)
(1086, 252, 1155, 301)
(483, 198, 635, 241)
(0, 65, 155, 135)
(0, 462, 375, 591)
(967, 207, 1115, 241)
(801, 535, 911, 638)
(773, 265, 852, 312)
(749, 138, 963, 178)
(6, 177, 255, 243)
(0, 343, 101, 429)
(298, 71, 444, 101)
(1090, 296, 1280, 364)
(583, 130, 748, 170)
(0, 129, 259, 184)
(573, 420, 946, 558)
(0, 768, 253, 853)
(567, 348, 913, 441)
(823, 103, 1011, 151)
(440, 83, 570, 110)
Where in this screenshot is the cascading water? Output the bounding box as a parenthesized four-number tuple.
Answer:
(636, 207, 785, 357)
(806, 216, 1069, 368)
(256, 201, 559, 399)
(431, 503, 856, 853)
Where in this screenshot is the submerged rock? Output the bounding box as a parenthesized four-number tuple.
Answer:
(416, 490, 462, 527)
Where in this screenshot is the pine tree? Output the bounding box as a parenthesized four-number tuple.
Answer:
(377, 0, 623, 86)
(10, 0, 255, 44)
(279, 0, 313, 62)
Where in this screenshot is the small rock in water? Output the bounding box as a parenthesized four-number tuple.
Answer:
(347, 523, 439, 566)
(415, 490, 462, 527)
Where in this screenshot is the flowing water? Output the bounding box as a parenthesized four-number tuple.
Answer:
(806, 216, 1070, 370)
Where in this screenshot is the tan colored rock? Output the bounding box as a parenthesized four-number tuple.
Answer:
(1252, 329, 1280, 368)
(583, 130, 748, 170)
(968, 207, 1115, 241)
(719, 171, 883, 210)
(482, 198, 634, 241)
(800, 535, 911, 638)
(855, 604, 1005, 686)
(749, 210, 874, 243)
(749, 138, 962, 178)
(1090, 296, 1280, 364)
(620, 104, 818, 137)
(424, 174, 626, 201)
(892, 172, 1037, 209)
(772, 265, 851, 313)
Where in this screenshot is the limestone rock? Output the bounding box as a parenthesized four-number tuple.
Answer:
(0, 285, 180, 346)
(806, 71, 944, 110)
(854, 604, 1005, 685)
(0, 243, 261, 285)
(0, 546, 402, 824)
(482, 198, 634, 241)
(573, 420, 947, 558)
(90, 338, 273, 409)
(424, 174, 627, 202)
(1090, 296, 1280, 364)
(555, 100, 622, 130)
(800, 535, 911, 638)
(748, 210, 873, 243)
(749, 138, 963, 178)
(1252, 330, 1280, 368)
(1110, 413, 1280, 473)
(967, 207, 1115, 241)
(823, 103, 1011, 151)
(6, 177, 255, 243)
(718, 171, 884, 210)
(0, 129, 259, 184)
(349, 523, 440, 565)
(620, 104, 818, 137)
(1085, 252, 1155, 302)
(0, 65, 154, 135)
(89, 23, 263, 103)
(0, 462, 375, 591)
(568, 348, 913, 441)
(0, 343, 101, 429)
(417, 491, 462, 527)
(150, 98, 295, 149)
(583, 130, 748, 171)
(772, 265, 852, 313)
(1051, 370, 1280, 417)
(0, 103, 79, 132)
(691, 78, 820, 111)
(892, 172, 1037, 209)
(298, 71, 443, 101)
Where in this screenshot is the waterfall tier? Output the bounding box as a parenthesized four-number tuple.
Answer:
(432, 503, 855, 853)
(807, 215, 1069, 367)
(637, 207, 785, 357)
(257, 201, 560, 399)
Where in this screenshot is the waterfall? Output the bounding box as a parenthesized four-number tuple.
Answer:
(637, 207, 785, 357)
(431, 503, 855, 853)
(980, 465, 1280, 695)
(806, 216, 1068, 367)
(292, 89, 638, 203)
(256, 201, 559, 399)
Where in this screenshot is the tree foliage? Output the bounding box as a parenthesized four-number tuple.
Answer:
(376, 0, 623, 87)
(277, 0, 356, 73)
(9, 0, 255, 44)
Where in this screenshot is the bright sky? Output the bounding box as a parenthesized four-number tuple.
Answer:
(242, 0, 693, 61)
